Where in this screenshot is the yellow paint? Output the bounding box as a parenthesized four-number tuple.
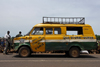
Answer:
(30, 34, 45, 52)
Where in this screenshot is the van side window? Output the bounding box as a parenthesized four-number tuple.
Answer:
(46, 28, 53, 34)
(32, 27, 43, 35)
(54, 28, 61, 34)
(66, 27, 83, 35)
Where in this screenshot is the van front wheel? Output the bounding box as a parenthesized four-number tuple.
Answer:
(69, 47, 80, 58)
(19, 47, 31, 57)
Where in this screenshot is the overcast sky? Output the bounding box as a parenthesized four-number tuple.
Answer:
(0, 0, 100, 37)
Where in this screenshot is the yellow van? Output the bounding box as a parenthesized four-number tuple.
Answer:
(13, 17, 97, 58)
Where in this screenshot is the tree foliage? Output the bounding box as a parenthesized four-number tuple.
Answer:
(95, 35, 100, 40)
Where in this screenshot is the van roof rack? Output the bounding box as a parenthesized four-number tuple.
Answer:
(43, 17, 85, 24)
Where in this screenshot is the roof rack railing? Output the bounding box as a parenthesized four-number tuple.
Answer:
(43, 17, 85, 24)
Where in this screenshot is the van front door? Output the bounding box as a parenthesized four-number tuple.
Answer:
(30, 27, 45, 52)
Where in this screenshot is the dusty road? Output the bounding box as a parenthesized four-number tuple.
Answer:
(0, 53, 100, 67)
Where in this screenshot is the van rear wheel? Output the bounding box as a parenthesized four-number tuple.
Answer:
(69, 47, 80, 58)
(19, 47, 31, 57)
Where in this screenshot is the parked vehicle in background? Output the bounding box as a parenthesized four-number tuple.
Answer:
(13, 17, 97, 58)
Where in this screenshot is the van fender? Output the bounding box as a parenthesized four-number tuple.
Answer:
(66, 42, 84, 51)
(15, 43, 31, 52)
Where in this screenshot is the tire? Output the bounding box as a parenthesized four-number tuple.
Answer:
(19, 47, 31, 57)
(69, 47, 80, 58)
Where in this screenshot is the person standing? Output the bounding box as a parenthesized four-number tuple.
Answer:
(16, 31, 22, 37)
(3, 31, 11, 54)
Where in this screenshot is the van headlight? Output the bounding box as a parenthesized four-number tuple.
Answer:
(19, 38, 25, 43)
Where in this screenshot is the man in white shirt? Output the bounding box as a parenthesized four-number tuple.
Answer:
(3, 31, 11, 54)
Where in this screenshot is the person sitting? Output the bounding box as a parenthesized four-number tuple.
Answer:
(16, 31, 22, 37)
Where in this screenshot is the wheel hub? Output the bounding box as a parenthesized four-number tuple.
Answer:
(72, 50, 78, 57)
(21, 49, 28, 57)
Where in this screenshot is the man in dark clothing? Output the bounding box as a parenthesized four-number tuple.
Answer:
(3, 31, 11, 54)
(16, 31, 22, 37)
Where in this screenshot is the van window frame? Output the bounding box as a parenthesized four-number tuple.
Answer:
(66, 27, 83, 35)
(31, 27, 44, 35)
(54, 27, 61, 35)
(45, 28, 54, 35)
(45, 27, 62, 35)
